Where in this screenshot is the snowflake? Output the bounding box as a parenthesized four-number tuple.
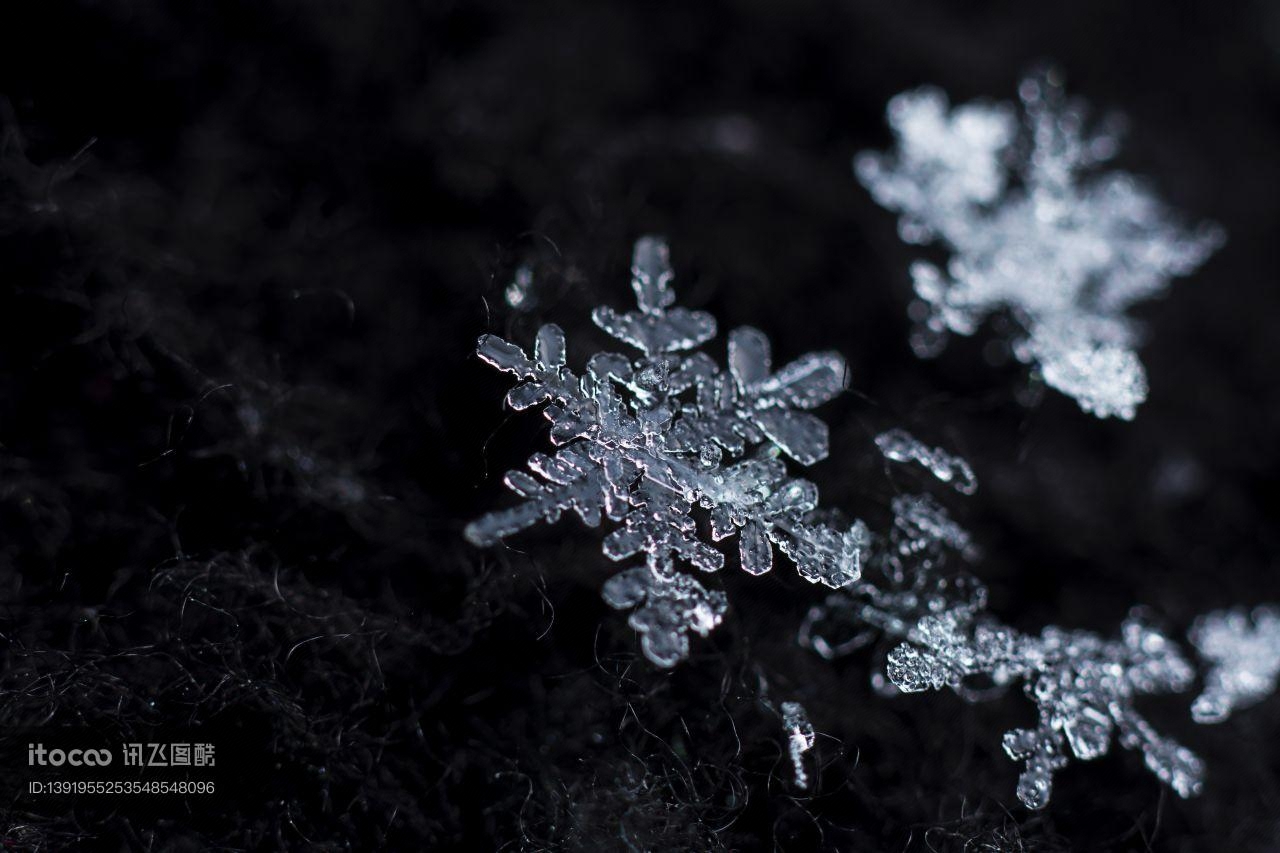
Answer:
(466, 237, 869, 665)
(1188, 606, 1280, 724)
(887, 610, 1202, 809)
(856, 71, 1223, 419)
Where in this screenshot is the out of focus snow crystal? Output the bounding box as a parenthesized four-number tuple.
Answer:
(504, 264, 535, 310)
(466, 237, 868, 665)
(857, 71, 1223, 419)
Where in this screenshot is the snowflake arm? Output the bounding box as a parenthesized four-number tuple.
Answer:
(601, 566, 728, 667)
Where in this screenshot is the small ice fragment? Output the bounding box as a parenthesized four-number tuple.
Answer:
(781, 701, 816, 789)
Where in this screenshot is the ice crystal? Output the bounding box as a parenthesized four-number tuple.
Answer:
(856, 71, 1223, 419)
(1188, 606, 1280, 724)
(888, 610, 1202, 808)
(466, 237, 868, 665)
(875, 428, 977, 494)
(780, 701, 816, 789)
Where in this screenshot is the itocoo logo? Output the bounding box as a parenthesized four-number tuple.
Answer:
(27, 743, 113, 766)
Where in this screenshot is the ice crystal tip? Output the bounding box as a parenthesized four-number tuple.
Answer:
(630, 235, 676, 313)
(858, 71, 1221, 419)
(468, 237, 864, 665)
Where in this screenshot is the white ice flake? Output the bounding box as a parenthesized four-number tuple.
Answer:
(601, 565, 729, 667)
(857, 71, 1223, 419)
(802, 491, 1213, 809)
(466, 237, 867, 665)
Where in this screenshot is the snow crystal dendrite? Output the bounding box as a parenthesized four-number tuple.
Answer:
(857, 70, 1223, 419)
(601, 565, 728, 667)
(466, 237, 869, 665)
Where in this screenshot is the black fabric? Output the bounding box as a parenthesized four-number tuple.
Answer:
(0, 1, 1277, 849)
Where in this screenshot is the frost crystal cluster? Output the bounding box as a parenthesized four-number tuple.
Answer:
(465, 237, 868, 666)
(1188, 606, 1280, 724)
(856, 72, 1223, 419)
(466, 238, 1280, 811)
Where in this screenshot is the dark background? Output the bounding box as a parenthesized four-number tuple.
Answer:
(1, 0, 1278, 849)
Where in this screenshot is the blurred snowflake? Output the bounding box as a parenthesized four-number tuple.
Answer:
(1189, 606, 1280, 724)
(466, 237, 868, 665)
(857, 70, 1223, 419)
